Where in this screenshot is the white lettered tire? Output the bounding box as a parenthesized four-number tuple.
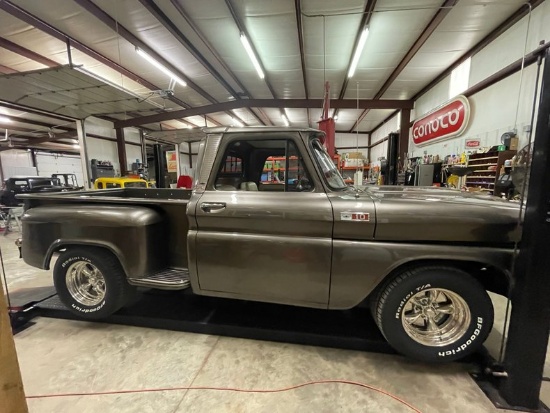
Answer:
(374, 266, 494, 362)
(53, 247, 133, 320)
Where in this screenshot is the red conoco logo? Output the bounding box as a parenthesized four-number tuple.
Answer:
(412, 96, 470, 145)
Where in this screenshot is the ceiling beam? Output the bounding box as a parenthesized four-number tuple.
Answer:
(224, 0, 278, 99)
(411, 0, 545, 102)
(368, 0, 545, 135)
(336, 0, 377, 102)
(114, 99, 414, 128)
(138, 0, 252, 127)
(0, 1, 192, 110)
(0, 64, 17, 74)
(73, 0, 218, 104)
(349, 0, 458, 132)
(139, 0, 239, 99)
(295, 0, 310, 126)
(0, 114, 70, 130)
(168, 0, 267, 126)
(0, 36, 59, 68)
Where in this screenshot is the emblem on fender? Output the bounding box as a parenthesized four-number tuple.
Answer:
(341, 212, 370, 222)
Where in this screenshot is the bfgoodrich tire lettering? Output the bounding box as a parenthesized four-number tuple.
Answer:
(374, 266, 494, 362)
(53, 247, 133, 320)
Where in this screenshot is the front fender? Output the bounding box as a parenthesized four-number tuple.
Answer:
(22, 204, 166, 278)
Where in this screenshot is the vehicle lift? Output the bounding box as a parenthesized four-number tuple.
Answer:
(5, 48, 550, 413)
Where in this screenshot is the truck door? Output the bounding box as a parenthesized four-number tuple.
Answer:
(193, 134, 333, 307)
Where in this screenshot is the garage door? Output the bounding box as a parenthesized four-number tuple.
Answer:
(35, 153, 84, 186)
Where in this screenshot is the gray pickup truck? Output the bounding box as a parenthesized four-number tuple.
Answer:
(18, 127, 519, 362)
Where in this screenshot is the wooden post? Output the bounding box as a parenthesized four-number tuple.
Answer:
(0, 281, 28, 413)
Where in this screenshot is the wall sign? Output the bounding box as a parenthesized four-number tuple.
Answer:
(465, 139, 481, 148)
(412, 95, 470, 146)
(166, 151, 177, 173)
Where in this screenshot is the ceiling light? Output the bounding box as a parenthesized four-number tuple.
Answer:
(231, 117, 244, 127)
(240, 34, 265, 79)
(334, 114, 339, 120)
(282, 114, 290, 127)
(135, 47, 187, 87)
(348, 27, 370, 78)
(0, 116, 12, 123)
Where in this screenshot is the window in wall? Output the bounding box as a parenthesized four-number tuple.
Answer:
(449, 57, 471, 98)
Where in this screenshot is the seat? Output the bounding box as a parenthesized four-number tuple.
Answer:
(239, 182, 258, 191)
(216, 184, 236, 191)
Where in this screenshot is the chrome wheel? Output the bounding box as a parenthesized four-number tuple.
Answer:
(66, 261, 106, 306)
(401, 288, 470, 347)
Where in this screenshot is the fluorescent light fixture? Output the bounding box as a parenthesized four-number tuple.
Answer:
(282, 114, 290, 127)
(240, 34, 265, 79)
(231, 117, 244, 127)
(135, 47, 187, 87)
(348, 27, 370, 78)
(334, 114, 339, 120)
(0, 116, 12, 123)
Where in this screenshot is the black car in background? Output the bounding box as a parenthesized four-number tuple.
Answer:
(0, 176, 69, 206)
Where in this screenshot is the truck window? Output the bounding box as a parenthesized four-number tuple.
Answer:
(214, 139, 313, 192)
(106, 183, 121, 188)
(97, 182, 103, 189)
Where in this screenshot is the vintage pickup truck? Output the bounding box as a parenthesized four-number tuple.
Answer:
(18, 127, 519, 362)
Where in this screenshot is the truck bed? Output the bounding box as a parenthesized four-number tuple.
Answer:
(19, 188, 192, 273)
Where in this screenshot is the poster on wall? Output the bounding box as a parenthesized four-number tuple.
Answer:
(465, 139, 481, 149)
(166, 151, 177, 173)
(412, 95, 470, 146)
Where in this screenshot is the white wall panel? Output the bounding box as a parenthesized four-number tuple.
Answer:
(0, 150, 35, 180)
(409, 65, 540, 158)
(86, 136, 120, 176)
(470, 1, 550, 87)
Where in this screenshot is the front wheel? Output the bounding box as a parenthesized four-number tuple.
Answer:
(373, 266, 494, 362)
(53, 247, 133, 320)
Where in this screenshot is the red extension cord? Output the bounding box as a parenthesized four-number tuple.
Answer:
(26, 379, 423, 412)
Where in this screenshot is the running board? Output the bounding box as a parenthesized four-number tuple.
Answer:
(128, 268, 190, 290)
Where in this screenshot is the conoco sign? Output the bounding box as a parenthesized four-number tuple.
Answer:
(412, 95, 470, 145)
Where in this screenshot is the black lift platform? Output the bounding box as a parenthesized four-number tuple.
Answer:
(9, 286, 394, 355)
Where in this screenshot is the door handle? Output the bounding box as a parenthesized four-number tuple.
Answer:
(200, 202, 226, 213)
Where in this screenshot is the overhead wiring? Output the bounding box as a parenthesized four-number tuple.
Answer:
(25, 379, 423, 413)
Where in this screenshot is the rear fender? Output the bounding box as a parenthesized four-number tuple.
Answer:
(22, 204, 167, 278)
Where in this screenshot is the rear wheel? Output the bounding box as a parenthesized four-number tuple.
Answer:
(53, 248, 133, 319)
(373, 265, 494, 362)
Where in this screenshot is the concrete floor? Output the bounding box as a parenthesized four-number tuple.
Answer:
(2, 230, 549, 413)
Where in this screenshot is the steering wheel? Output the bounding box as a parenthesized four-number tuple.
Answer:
(295, 178, 312, 192)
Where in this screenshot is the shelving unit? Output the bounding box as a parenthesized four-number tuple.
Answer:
(465, 150, 516, 193)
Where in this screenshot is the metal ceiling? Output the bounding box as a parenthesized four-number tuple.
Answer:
(0, 0, 541, 138)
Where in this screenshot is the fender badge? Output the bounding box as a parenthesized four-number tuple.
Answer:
(341, 212, 370, 222)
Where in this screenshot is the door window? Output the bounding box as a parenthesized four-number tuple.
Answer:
(214, 139, 313, 192)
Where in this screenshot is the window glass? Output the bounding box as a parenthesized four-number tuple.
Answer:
(311, 139, 347, 190)
(449, 57, 471, 98)
(214, 139, 313, 192)
(106, 183, 120, 188)
(124, 182, 147, 188)
(97, 183, 103, 189)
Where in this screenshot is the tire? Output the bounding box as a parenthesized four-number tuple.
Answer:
(373, 265, 494, 363)
(53, 247, 133, 320)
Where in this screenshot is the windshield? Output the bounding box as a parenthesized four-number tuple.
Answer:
(311, 139, 347, 190)
(124, 182, 147, 188)
(28, 178, 60, 188)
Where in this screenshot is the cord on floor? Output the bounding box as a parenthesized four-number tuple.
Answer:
(26, 379, 422, 412)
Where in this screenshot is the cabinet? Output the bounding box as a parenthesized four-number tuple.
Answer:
(465, 150, 516, 193)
